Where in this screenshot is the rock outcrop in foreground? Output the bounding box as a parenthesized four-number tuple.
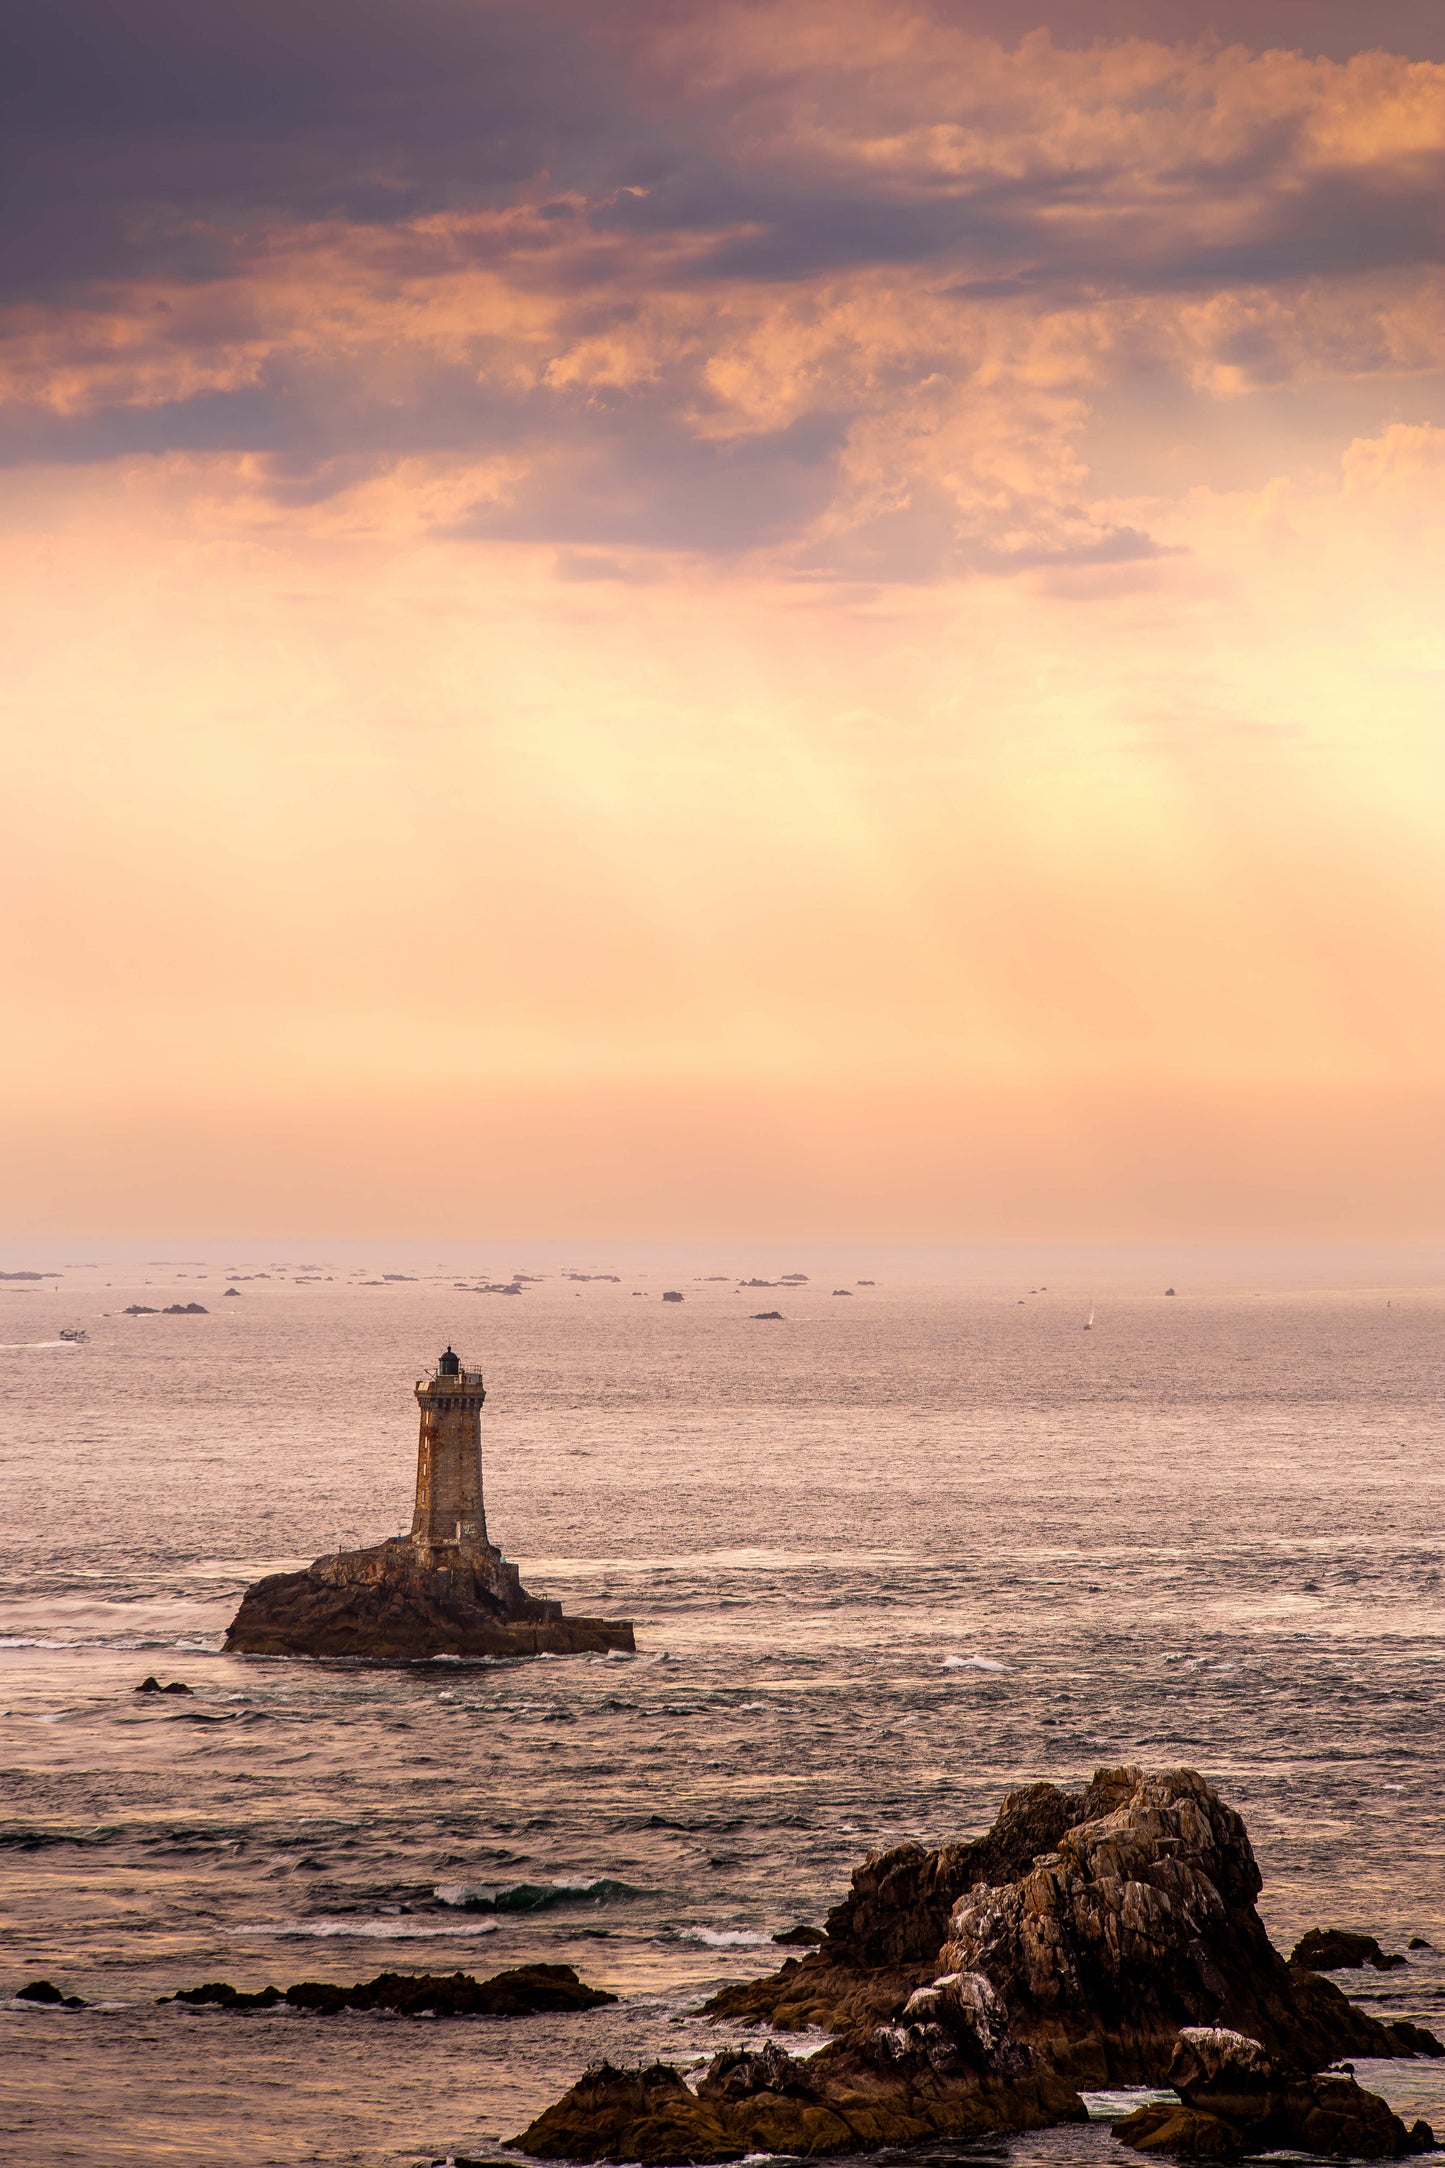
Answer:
(1116, 2025, 1436, 2160)
(516, 1766, 1441, 2164)
(224, 1537, 634, 1660)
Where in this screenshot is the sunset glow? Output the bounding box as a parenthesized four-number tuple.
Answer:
(4, 0, 1443, 1238)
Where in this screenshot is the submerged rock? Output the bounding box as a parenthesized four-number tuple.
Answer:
(16, 1980, 86, 2008)
(166, 1964, 613, 2019)
(517, 1768, 1443, 2165)
(1291, 1926, 1407, 1971)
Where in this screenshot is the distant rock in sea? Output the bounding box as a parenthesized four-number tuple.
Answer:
(1289, 1927, 1406, 1972)
(223, 1288, 241, 1297)
(661, 1290, 684, 1302)
(516, 1766, 1442, 2165)
(17, 1980, 86, 2008)
(225, 1350, 634, 1662)
(750, 1311, 785, 1320)
(164, 1962, 615, 2019)
(832, 1288, 853, 1295)
(122, 1305, 158, 1315)
(162, 1302, 208, 1314)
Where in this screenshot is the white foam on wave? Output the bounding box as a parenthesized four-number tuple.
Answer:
(230, 1916, 501, 1939)
(676, 1927, 777, 1947)
(1081, 2088, 1180, 2122)
(942, 1654, 1011, 1671)
(0, 1341, 81, 1352)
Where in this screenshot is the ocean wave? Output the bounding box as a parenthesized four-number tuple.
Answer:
(674, 1927, 777, 1947)
(942, 1654, 1011, 1671)
(434, 1876, 647, 1913)
(0, 1635, 179, 1652)
(230, 1917, 502, 1939)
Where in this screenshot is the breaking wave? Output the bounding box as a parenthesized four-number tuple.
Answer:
(230, 1917, 502, 1939)
(433, 1875, 647, 1913)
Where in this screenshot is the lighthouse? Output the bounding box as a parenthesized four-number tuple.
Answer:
(411, 1346, 489, 1556)
(224, 1345, 634, 1658)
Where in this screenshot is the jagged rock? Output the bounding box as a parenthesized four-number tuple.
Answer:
(517, 1768, 1444, 2165)
(515, 2049, 1082, 2163)
(225, 1538, 633, 1660)
(708, 1766, 1442, 2082)
(1117, 2026, 1434, 2159)
(1115, 2104, 1241, 2159)
(170, 1981, 283, 2010)
(135, 1676, 193, 1694)
(773, 1923, 827, 1945)
(1292, 1927, 1407, 1971)
(162, 1302, 208, 1314)
(167, 1965, 613, 2018)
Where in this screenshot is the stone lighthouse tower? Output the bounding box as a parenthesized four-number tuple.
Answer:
(223, 1346, 635, 1658)
(412, 1346, 488, 1557)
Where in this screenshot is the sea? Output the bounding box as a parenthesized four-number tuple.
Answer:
(1, 1245, 1442, 2168)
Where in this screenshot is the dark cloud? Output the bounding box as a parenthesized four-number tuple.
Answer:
(5, 0, 1443, 579)
(920, 0, 1445, 61)
(0, 0, 651, 298)
(458, 405, 849, 555)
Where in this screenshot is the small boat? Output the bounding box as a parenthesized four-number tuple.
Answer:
(58, 1327, 88, 1343)
(1083, 1303, 1094, 1331)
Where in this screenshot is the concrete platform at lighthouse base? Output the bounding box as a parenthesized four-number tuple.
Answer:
(223, 1537, 635, 1661)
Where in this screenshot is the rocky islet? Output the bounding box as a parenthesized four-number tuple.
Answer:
(516, 1766, 1442, 2163)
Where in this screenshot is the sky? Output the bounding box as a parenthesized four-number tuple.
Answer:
(2, 0, 1443, 1242)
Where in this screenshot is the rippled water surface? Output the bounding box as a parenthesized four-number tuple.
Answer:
(1, 1253, 1443, 2167)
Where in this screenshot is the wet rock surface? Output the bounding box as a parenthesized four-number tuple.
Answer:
(165, 1964, 615, 2019)
(515, 2047, 1082, 2163)
(16, 1980, 87, 2008)
(224, 1536, 635, 1660)
(1292, 1926, 1409, 1971)
(1115, 2025, 1438, 2158)
(518, 1767, 1443, 2164)
(707, 1765, 1442, 2077)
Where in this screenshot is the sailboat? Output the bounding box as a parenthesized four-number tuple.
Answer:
(1083, 1302, 1095, 1331)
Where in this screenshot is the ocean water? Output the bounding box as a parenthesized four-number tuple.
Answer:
(1, 1254, 1443, 2168)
